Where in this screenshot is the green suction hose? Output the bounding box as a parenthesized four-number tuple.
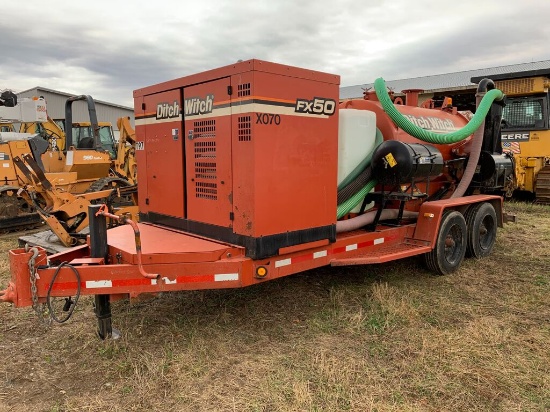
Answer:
(336, 79, 504, 219)
(373, 78, 504, 144)
(337, 179, 377, 219)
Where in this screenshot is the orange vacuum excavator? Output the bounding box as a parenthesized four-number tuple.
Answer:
(2, 59, 511, 339)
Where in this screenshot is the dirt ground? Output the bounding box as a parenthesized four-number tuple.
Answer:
(0, 201, 549, 411)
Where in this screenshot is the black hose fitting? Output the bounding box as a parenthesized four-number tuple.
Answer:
(477, 78, 496, 93)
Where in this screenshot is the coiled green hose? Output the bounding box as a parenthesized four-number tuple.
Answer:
(337, 179, 378, 219)
(373, 78, 504, 144)
(336, 79, 504, 219)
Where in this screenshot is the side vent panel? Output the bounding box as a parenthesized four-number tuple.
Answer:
(237, 83, 251, 97)
(196, 182, 217, 200)
(238, 115, 252, 142)
(194, 119, 217, 200)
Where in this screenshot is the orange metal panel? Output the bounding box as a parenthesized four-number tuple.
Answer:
(141, 89, 184, 217)
(184, 78, 233, 227)
(134, 95, 149, 214)
(107, 223, 244, 265)
(230, 69, 338, 238)
(7, 248, 48, 307)
(278, 239, 330, 255)
(331, 243, 431, 265)
(133, 59, 339, 100)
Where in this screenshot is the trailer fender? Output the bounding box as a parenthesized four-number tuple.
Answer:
(412, 195, 503, 247)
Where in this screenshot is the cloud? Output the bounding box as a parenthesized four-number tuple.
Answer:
(1, 0, 549, 107)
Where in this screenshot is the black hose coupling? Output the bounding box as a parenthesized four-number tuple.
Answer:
(477, 78, 495, 93)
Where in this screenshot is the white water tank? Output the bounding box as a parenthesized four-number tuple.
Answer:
(337, 109, 377, 185)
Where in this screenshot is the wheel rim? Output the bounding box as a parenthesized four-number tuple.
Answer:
(478, 214, 495, 251)
(444, 224, 464, 265)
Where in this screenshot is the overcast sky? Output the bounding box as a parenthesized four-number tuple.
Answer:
(2, 0, 549, 107)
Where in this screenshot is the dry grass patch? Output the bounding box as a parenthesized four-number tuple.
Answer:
(0, 202, 549, 411)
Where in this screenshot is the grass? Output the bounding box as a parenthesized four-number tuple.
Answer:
(0, 201, 549, 411)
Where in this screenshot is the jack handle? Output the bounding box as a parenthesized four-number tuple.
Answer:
(95, 205, 159, 280)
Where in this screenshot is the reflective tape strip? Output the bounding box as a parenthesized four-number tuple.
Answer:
(275, 258, 292, 268)
(149, 274, 239, 285)
(214, 273, 239, 282)
(86, 280, 112, 289)
(273, 237, 388, 270)
(313, 250, 328, 259)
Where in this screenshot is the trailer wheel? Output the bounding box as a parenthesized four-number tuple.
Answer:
(424, 210, 467, 276)
(464, 202, 497, 258)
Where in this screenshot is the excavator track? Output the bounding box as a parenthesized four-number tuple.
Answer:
(0, 187, 43, 233)
(85, 176, 136, 208)
(535, 165, 550, 204)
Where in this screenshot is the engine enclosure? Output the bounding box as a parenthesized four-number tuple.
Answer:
(134, 59, 340, 259)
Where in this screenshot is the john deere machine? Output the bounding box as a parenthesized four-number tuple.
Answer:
(472, 69, 550, 203)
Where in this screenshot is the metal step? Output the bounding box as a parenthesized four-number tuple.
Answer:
(331, 242, 431, 266)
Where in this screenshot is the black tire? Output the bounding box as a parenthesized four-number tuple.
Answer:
(424, 210, 467, 276)
(464, 202, 497, 258)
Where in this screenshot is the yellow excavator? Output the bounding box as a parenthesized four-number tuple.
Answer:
(19, 115, 65, 150)
(0, 123, 15, 132)
(1, 93, 138, 245)
(19, 112, 137, 186)
(14, 95, 138, 246)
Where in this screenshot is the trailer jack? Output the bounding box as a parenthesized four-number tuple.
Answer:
(94, 294, 120, 340)
(89, 205, 120, 340)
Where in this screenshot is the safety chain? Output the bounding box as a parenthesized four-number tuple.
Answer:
(26, 246, 51, 325)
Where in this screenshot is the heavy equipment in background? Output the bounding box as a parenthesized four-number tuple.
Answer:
(471, 70, 550, 203)
(19, 115, 65, 151)
(12, 95, 137, 246)
(0, 123, 15, 132)
(113, 116, 137, 185)
(20, 113, 137, 184)
(0, 93, 136, 244)
(1, 59, 514, 339)
(0, 92, 50, 230)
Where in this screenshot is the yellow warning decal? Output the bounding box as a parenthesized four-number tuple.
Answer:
(385, 153, 397, 168)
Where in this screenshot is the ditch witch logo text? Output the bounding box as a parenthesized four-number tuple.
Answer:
(156, 95, 215, 120)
